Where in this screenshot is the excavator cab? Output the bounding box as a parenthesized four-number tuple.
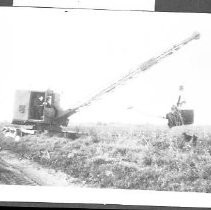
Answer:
(12, 89, 58, 126)
(6, 89, 79, 138)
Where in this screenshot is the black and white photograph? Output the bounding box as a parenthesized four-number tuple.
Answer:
(1, 0, 211, 208)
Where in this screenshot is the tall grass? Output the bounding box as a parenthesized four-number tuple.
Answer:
(1, 123, 211, 192)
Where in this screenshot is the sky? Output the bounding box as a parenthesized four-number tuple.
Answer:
(0, 7, 211, 125)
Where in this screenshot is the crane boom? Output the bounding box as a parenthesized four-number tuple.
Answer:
(55, 32, 200, 122)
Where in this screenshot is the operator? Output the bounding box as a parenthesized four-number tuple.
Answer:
(43, 96, 58, 118)
(43, 96, 52, 108)
(33, 95, 44, 119)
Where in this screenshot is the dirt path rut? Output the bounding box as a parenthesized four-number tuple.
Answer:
(0, 150, 81, 186)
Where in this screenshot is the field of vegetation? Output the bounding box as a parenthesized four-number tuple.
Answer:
(1, 122, 211, 192)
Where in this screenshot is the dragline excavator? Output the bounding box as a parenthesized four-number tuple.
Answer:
(2, 32, 200, 139)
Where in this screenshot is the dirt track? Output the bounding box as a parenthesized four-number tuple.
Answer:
(0, 157, 38, 185)
(0, 150, 80, 186)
